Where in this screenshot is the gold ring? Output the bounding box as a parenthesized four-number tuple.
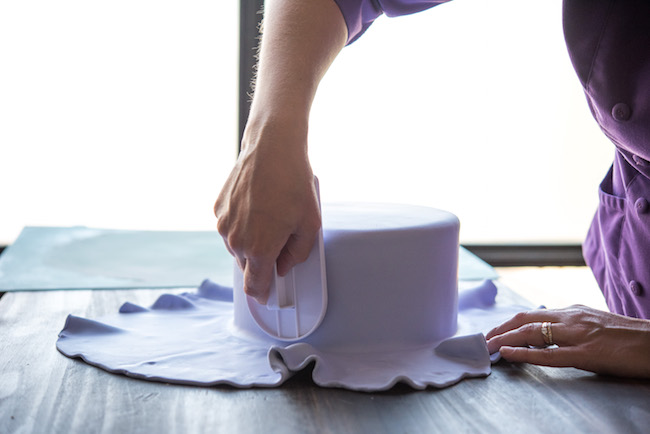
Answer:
(541, 321, 554, 345)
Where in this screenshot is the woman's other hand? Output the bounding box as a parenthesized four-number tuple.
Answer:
(486, 305, 650, 378)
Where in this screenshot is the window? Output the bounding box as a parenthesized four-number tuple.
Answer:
(308, 0, 613, 244)
(0, 1, 238, 244)
(2, 0, 614, 249)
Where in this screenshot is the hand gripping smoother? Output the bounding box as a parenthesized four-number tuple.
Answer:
(247, 178, 328, 341)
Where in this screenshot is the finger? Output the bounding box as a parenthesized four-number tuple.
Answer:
(486, 322, 548, 353)
(235, 256, 246, 272)
(215, 217, 239, 259)
(486, 309, 557, 340)
(218, 235, 245, 270)
(220, 239, 246, 271)
(499, 345, 580, 368)
(276, 231, 319, 276)
(243, 257, 275, 304)
(220, 237, 236, 257)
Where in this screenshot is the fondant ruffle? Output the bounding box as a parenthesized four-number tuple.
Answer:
(56, 279, 529, 391)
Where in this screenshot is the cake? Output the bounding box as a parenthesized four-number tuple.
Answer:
(233, 203, 460, 352)
(55, 202, 507, 390)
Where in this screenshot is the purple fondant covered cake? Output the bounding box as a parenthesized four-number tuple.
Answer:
(233, 203, 460, 351)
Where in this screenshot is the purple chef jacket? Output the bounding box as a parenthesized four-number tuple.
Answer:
(332, 0, 650, 318)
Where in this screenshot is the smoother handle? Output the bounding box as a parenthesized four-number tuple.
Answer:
(266, 265, 296, 310)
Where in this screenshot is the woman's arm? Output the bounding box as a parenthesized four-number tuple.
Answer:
(214, 0, 347, 304)
(486, 305, 650, 378)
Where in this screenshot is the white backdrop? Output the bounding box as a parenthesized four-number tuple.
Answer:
(1, 0, 613, 245)
(0, 1, 238, 244)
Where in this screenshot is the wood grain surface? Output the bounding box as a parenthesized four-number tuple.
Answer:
(1, 288, 649, 434)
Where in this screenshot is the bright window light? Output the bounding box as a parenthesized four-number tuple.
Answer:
(1, 0, 613, 246)
(310, 0, 613, 244)
(0, 1, 238, 244)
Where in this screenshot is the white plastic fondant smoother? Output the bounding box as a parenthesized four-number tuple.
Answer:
(245, 178, 328, 341)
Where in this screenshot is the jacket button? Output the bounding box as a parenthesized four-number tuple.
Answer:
(635, 198, 649, 215)
(612, 103, 632, 121)
(633, 155, 649, 167)
(629, 280, 643, 296)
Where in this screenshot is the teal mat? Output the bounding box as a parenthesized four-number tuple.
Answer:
(0, 226, 497, 291)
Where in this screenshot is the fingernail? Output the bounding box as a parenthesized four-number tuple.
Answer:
(254, 296, 267, 305)
(249, 291, 268, 305)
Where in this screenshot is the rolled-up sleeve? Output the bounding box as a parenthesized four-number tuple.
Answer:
(332, 0, 452, 44)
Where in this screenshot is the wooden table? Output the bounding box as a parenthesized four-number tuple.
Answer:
(1, 268, 649, 433)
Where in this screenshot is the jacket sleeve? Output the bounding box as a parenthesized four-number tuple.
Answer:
(332, 0, 452, 44)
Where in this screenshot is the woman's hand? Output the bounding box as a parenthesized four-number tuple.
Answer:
(214, 119, 320, 304)
(486, 305, 650, 378)
(213, 0, 346, 304)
